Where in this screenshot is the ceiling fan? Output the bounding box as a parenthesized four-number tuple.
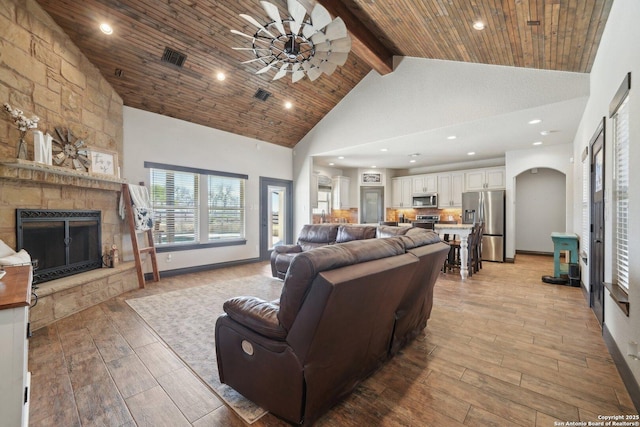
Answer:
(231, 0, 352, 82)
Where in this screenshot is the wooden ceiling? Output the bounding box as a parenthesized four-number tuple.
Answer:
(36, 0, 613, 149)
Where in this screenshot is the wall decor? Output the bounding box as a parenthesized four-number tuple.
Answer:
(33, 130, 53, 165)
(362, 172, 382, 183)
(90, 149, 118, 176)
(52, 127, 90, 171)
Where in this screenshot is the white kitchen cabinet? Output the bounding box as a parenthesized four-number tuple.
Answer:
(464, 167, 505, 191)
(437, 172, 464, 208)
(332, 176, 351, 209)
(412, 174, 437, 194)
(391, 177, 412, 208)
(0, 265, 32, 427)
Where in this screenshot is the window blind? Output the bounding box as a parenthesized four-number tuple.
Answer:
(150, 168, 199, 245)
(208, 175, 245, 240)
(582, 150, 590, 259)
(614, 96, 630, 290)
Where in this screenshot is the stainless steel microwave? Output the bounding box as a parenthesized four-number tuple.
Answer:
(412, 193, 438, 208)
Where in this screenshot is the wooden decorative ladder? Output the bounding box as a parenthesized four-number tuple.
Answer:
(122, 183, 160, 288)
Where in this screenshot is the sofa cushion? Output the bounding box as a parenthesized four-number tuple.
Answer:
(223, 296, 287, 340)
(297, 224, 339, 251)
(402, 228, 442, 248)
(336, 225, 377, 243)
(376, 225, 411, 238)
(278, 237, 407, 332)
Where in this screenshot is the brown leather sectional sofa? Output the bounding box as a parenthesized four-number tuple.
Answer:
(270, 223, 411, 279)
(215, 225, 449, 424)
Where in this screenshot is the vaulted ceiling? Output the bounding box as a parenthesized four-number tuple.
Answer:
(36, 0, 613, 149)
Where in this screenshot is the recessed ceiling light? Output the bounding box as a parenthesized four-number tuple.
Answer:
(380, 148, 388, 152)
(528, 119, 542, 124)
(329, 162, 335, 166)
(216, 72, 226, 81)
(540, 130, 551, 136)
(447, 135, 457, 140)
(467, 151, 476, 156)
(409, 159, 416, 163)
(473, 21, 485, 30)
(371, 165, 377, 168)
(533, 141, 543, 146)
(409, 153, 420, 157)
(284, 101, 293, 109)
(338, 156, 344, 160)
(99, 23, 113, 35)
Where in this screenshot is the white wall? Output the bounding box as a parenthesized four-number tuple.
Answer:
(515, 168, 566, 253)
(505, 143, 573, 260)
(123, 107, 292, 272)
(571, 0, 640, 389)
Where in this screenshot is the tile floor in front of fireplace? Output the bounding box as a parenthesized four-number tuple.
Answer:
(28, 255, 636, 426)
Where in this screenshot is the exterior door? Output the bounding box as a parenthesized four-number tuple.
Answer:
(360, 186, 384, 224)
(259, 177, 292, 261)
(590, 120, 605, 325)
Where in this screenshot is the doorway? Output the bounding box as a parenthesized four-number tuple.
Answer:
(360, 186, 384, 224)
(589, 119, 605, 326)
(259, 177, 293, 261)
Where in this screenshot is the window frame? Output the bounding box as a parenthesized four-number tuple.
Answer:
(145, 161, 248, 252)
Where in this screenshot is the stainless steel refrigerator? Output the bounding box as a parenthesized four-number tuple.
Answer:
(461, 190, 505, 262)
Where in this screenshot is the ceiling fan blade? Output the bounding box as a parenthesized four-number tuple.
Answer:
(260, 1, 286, 35)
(272, 63, 289, 80)
(311, 31, 329, 46)
(309, 55, 323, 67)
(302, 61, 311, 72)
(240, 14, 277, 38)
(242, 57, 269, 64)
(256, 63, 276, 74)
(307, 67, 322, 81)
(311, 4, 332, 31)
(319, 60, 338, 75)
(328, 37, 352, 53)
(302, 23, 315, 39)
(287, 0, 306, 35)
(324, 18, 347, 40)
(326, 51, 349, 66)
(314, 42, 330, 52)
(292, 70, 305, 83)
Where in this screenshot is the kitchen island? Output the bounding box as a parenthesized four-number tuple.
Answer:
(433, 223, 474, 279)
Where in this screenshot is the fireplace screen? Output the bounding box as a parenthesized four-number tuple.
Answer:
(17, 209, 102, 283)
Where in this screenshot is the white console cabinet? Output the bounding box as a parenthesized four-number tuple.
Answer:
(0, 265, 32, 427)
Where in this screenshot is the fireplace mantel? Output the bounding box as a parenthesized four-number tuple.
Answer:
(0, 158, 126, 192)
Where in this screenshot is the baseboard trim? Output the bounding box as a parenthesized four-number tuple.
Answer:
(515, 250, 554, 257)
(603, 324, 640, 412)
(144, 257, 262, 280)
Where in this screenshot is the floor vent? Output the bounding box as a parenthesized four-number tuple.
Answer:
(161, 47, 187, 67)
(253, 88, 272, 101)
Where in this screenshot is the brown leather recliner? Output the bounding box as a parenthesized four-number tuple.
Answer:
(270, 224, 377, 279)
(216, 233, 450, 424)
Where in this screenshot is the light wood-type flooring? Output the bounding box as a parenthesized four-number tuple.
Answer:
(28, 254, 637, 426)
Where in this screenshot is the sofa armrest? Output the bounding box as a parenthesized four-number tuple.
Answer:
(272, 244, 303, 255)
(223, 296, 287, 340)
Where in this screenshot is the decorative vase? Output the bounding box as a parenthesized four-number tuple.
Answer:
(17, 136, 27, 160)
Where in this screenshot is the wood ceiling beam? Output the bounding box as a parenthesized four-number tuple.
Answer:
(316, 0, 394, 75)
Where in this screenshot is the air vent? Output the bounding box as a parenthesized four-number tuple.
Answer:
(253, 88, 272, 102)
(161, 47, 187, 67)
(527, 20, 541, 26)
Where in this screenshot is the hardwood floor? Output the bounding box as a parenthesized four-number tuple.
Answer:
(28, 254, 637, 426)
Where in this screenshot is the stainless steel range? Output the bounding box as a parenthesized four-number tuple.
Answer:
(414, 214, 440, 224)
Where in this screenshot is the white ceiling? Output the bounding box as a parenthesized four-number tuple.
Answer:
(304, 57, 590, 171)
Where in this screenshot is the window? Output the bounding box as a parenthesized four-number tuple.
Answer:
(581, 147, 589, 260)
(613, 95, 629, 290)
(150, 168, 199, 245)
(208, 175, 245, 240)
(147, 162, 247, 249)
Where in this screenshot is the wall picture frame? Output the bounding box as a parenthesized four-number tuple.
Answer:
(362, 172, 382, 184)
(89, 149, 118, 176)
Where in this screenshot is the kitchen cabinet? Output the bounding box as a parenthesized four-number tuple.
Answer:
(412, 174, 437, 194)
(438, 172, 464, 208)
(332, 176, 351, 209)
(0, 265, 32, 427)
(391, 177, 412, 208)
(464, 167, 505, 191)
